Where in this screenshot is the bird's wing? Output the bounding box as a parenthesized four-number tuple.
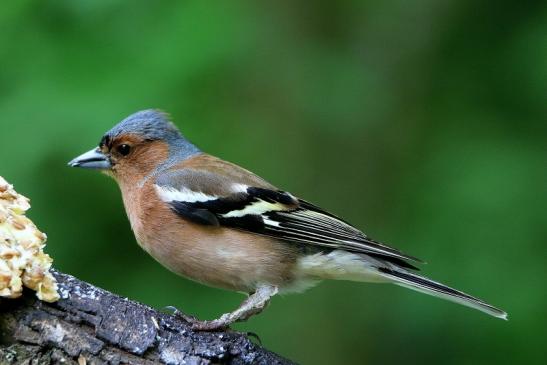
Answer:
(154, 166, 422, 266)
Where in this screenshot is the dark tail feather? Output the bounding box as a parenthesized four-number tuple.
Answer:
(378, 267, 507, 320)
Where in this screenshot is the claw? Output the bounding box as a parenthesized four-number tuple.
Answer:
(244, 331, 262, 345)
(162, 305, 180, 315)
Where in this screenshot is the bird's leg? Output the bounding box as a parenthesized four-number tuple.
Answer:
(184, 285, 279, 331)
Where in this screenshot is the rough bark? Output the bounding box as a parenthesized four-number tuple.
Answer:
(0, 270, 295, 365)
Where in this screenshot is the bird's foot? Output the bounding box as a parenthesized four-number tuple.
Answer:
(189, 319, 261, 342)
(165, 305, 228, 330)
(188, 313, 232, 331)
(165, 306, 261, 342)
(165, 286, 278, 334)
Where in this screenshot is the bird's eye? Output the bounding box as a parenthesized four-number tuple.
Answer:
(117, 144, 131, 156)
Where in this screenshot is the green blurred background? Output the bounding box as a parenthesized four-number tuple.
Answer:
(1, 1, 545, 364)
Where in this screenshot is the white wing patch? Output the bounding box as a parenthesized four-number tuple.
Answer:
(154, 185, 217, 203)
(221, 199, 287, 218)
(263, 216, 281, 227)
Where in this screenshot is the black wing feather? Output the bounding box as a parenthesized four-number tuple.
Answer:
(165, 185, 422, 268)
(170, 201, 220, 226)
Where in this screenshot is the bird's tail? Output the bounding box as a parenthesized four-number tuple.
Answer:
(377, 267, 507, 320)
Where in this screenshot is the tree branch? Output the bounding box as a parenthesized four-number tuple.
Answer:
(0, 270, 294, 365)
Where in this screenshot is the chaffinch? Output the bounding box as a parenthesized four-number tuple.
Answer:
(69, 110, 506, 330)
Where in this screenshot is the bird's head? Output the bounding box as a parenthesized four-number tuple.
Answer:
(69, 110, 200, 182)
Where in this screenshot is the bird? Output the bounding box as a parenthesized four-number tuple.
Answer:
(68, 109, 507, 330)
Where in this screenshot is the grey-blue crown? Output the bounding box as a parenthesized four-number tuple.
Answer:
(104, 109, 201, 163)
(106, 109, 182, 142)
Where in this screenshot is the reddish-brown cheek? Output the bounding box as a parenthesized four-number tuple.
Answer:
(112, 141, 170, 184)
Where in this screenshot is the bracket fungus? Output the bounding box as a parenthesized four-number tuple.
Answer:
(0, 176, 59, 302)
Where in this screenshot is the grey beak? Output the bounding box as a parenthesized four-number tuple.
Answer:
(68, 148, 112, 170)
